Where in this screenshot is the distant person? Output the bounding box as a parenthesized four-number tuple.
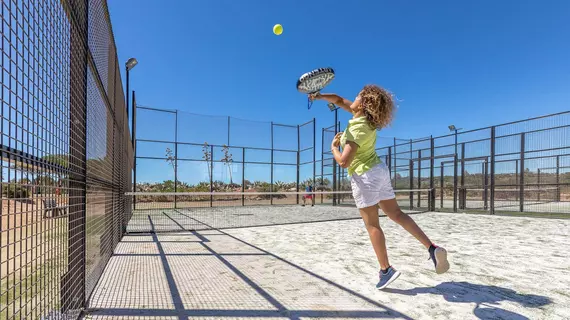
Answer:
(302, 185, 314, 207)
(310, 86, 449, 289)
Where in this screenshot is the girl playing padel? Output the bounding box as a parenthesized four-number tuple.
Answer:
(310, 85, 450, 289)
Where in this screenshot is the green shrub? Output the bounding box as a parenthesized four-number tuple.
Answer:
(2, 185, 29, 198)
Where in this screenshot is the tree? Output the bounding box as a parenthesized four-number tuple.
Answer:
(161, 180, 176, 192)
(165, 147, 176, 174)
(301, 178, 313, 188)
(313, 177, 332, 190)
(220, 144, 233, 184)
(274, 180, 285, 191)
(202, 142, 212, 182)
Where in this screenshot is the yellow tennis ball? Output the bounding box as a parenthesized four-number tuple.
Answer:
(273, 24, 283, 35)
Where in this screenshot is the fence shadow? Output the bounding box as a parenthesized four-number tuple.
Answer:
(383, 281, 551, 320)
(85, 214, 414, 319)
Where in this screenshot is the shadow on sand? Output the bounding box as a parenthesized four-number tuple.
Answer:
(384, 281, 551, 319)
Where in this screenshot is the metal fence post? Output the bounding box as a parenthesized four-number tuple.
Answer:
(490, 127, 496, 214)
(175, 110, 178, 208)
(393, 137, 397, 187)
(417, 149, 422, 208)
(460, 142, 465, 209)
(133, 98, 137, 210)
(484, 159, 489, 210)
(409, 159, 414, 209)
(453, 153, 458, 212)
(297, 124, 300, 204)
(332, 111, 338, 205)
(313, 118, 316, 195)
(321, 128, 325, 204)
(270, 122, 274, 205)
(337, 120, 342, 196)
(210, 145, 214, 207)
(556, 155, 560, 202)
(429, 136, 435, 211)
(440, 163, 444, 209)
(242, 147, 245, 206)
(388, 146, 392, 182)
(63, 0, 88, 312)
(520, 133, 525, 212)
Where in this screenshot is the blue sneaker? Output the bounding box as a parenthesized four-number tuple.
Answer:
(376, 266, 401, 290)
(429, 245, 450, 274)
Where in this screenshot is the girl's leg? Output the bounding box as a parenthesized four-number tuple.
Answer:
(379, 198, 450, 274)
(359, 204, 390, 270)
(379, 198, 432, 248)
(360, 204, 402, 289)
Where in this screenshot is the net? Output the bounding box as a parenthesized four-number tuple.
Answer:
(126, 190, 432, 233)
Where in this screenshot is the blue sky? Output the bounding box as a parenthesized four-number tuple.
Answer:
(107, 0, 570, 185)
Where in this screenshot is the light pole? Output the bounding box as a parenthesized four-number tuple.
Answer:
(126, 58, 138, 206)
(448, 125, 462, 155)
(125, 57, 138, 117)
(126, 58, 137, 148)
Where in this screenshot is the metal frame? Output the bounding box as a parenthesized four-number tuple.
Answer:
(134, 106, 317, 208)
(1, 0, 133, 318)
(373, 113, 570, 215)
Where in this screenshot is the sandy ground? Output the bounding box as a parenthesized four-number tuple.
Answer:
(126, 199, 568, 234)
(86, 211, 570, 320)
(1, 198, 65, 277)
(0, 195, 120, 319)
(438, 199, 570, 214)
(126, 198, 431, 234)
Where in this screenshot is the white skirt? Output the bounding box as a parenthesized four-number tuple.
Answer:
(350, 163, 395, 208)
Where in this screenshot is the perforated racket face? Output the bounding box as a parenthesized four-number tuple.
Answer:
(296, 68, 335, 94)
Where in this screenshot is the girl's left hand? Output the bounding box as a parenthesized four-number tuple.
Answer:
(331, 132, 342, 149)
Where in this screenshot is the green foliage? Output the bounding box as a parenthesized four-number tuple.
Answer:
(135, 168, 570, 200)
(165, 147, 176, 172)
(2, 184, 29, 198)
(202, 142, 212, 179)
(42, 154, 69, 168)
(191, 182, 211, 192)
(312, 177, 332, 191)
(252, 181, 271, 192)
(273, 181, 286, 191)
(220, 144, 234, 184)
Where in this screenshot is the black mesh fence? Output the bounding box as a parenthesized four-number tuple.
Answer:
(1, 0, 132, 318)
(133, 106, 316, 209)
(316, 106, 569, 218)
(371, 112, 570, 217)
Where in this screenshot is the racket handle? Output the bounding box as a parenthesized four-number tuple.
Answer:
(308, 96, 313, 109)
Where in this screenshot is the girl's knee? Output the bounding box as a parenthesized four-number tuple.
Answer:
(387, 210, 406, 223)
(365, 221, 380, 229)
(365, 224, 382, 235)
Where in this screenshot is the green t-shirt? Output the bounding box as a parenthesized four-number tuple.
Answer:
(340, 116, 381, 176)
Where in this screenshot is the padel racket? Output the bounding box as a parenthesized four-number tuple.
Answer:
(296, 67, 335, 109)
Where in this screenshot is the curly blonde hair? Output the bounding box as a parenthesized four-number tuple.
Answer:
(359, 85, 395, 129)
